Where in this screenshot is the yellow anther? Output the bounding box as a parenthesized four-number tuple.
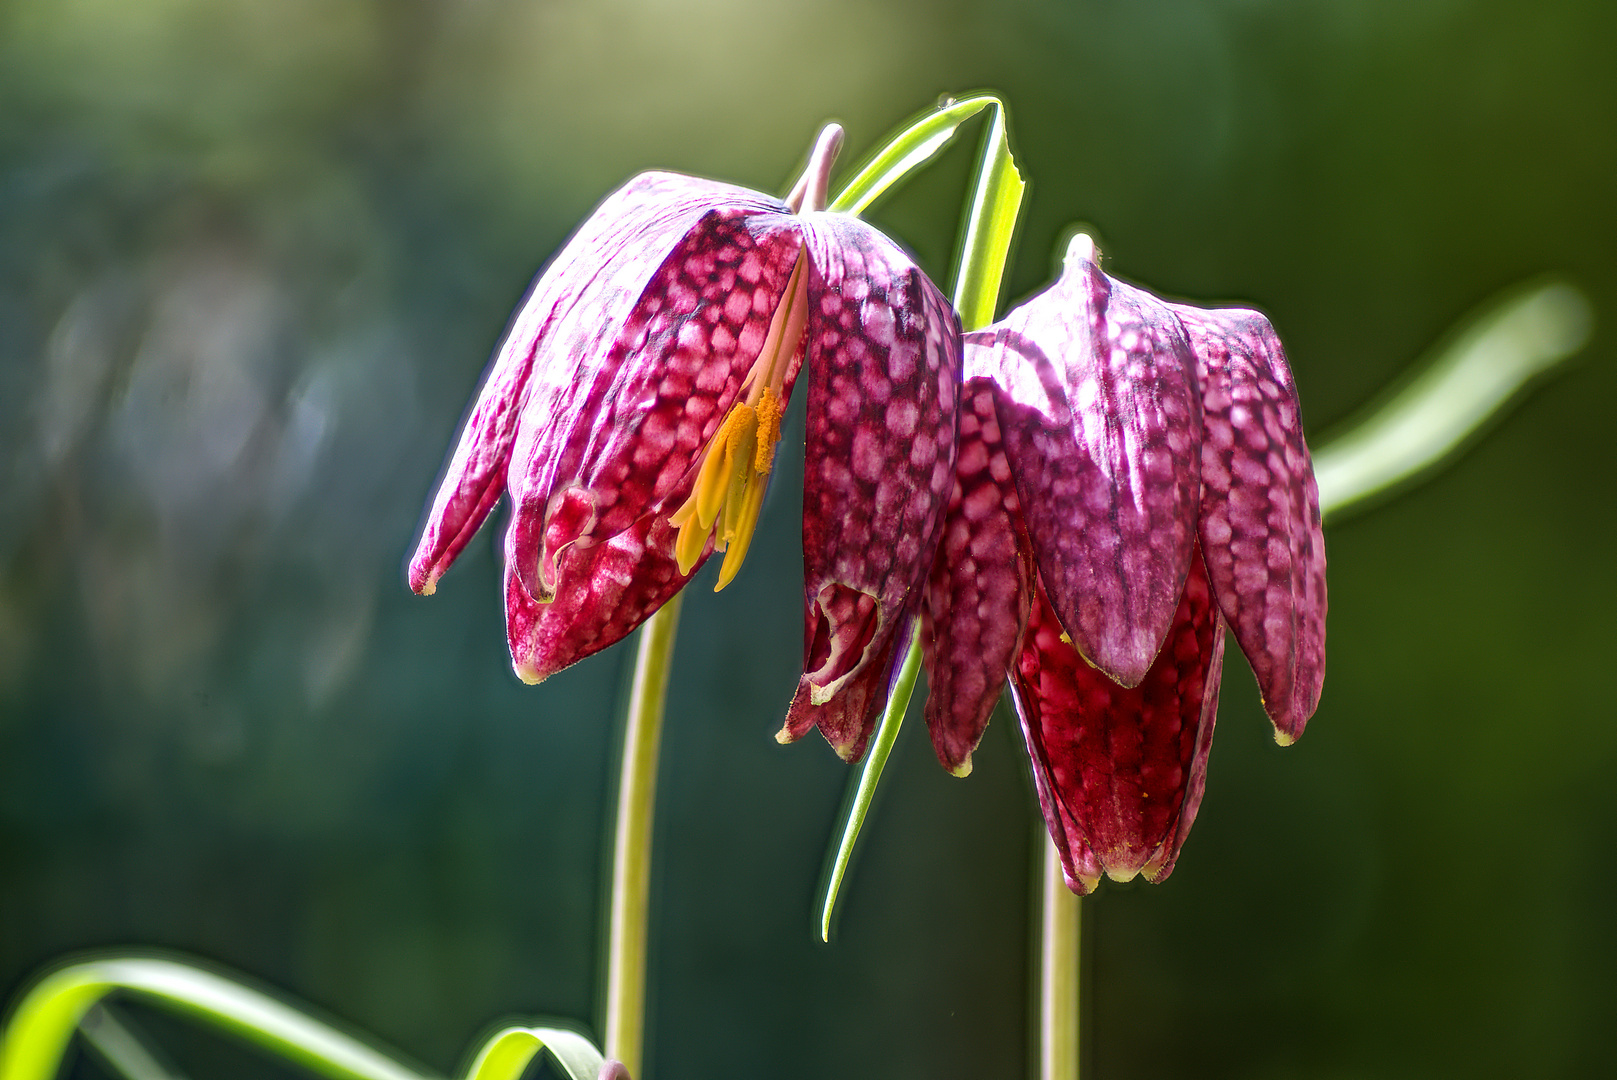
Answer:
(753, 385, 783, 474)
(717, 409, 759, 549)
(666, 251, 806, 588)
(715, 475, 768, 591)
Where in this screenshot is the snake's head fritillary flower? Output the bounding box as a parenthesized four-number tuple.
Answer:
(922, 234, 1325, 892)
(409, 128, 961, 750)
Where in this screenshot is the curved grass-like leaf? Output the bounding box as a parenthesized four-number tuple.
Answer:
(1313, 279, 1592, 519)
(0, 957, 431, 1080)
(950, 101, 1025, 332)
(460, 1025, 604, 1080)
(0, 956, 606, 1080)
(818, 622, 923, 942)
(78, 1004, 185, 1080)
(828, 95, 1002, 217)
(817, 99, 1026, 938)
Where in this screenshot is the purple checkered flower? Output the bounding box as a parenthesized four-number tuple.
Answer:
(410, 134, 961, 759)
(922, 235, 1326, 891)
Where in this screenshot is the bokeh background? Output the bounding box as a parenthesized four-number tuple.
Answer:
(3, 1, 1614, 1077)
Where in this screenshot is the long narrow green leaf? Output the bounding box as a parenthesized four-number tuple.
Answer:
(816, 99, 1026, 940)
(828, 95, 1001, 217)
(818, 622, 923, 942)
(1313, 279, 1592, 519)
(0, 957, 434, 1080)
(951, 102, 1026, 330)
(460, 1025, 604, 1080)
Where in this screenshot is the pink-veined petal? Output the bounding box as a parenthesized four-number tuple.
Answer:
(780, 603, 916, 763)
(784, 213, 961, 758)
(978, 251, 1202, 688)
(1174, 303, 1326, 743)
(1011, 546, 1223, 893)
(920, 377, 1030, 776)
(506, 176, 804, 601)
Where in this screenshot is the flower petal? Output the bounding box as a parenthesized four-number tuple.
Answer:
(408, 175, 698, 595)
(1011, 545, 1223, 893)
(787, 213, 961, 757)
(976, 250, 1202, 688)
(1173, 304, 1326, 743)
(920, 377, 1031, 776)
(505, 175, 804, 601)
(779, 602, 916, 762)
(505, 511, 709, 685)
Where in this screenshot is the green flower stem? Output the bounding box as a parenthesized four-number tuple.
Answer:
(603, 592, 685, 1078)
(1038, 840, 1081, 1080)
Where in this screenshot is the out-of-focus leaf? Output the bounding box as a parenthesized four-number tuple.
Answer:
(0, 956, 611, 1080)
(79, 1005, 186, 1080)
(1314, 280, 1593, 519)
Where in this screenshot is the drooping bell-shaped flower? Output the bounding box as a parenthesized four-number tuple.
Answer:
(409, 128, 961, 748)
(922, 235, 1325, 892)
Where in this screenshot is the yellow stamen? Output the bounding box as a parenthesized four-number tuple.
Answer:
(717, 410, 759, 548)
(753, 385, 782, 473)
(666, 251, 806, 587)
(715, 467, 769, 590)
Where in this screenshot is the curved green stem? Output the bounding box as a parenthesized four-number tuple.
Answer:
(603, 593, 684, 1077)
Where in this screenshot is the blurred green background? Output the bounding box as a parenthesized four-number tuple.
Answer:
(2, 0, 1614, 1077)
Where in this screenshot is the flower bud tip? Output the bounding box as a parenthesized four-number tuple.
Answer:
(513, 661, 544, 686)
(949, 758, 973, 778)
(786, 122, 845, 214)
(1062, 232, 1098, 269)
(1273, 728, 1297, 747)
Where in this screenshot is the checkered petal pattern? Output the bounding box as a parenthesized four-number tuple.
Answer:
(779, 213, 962, 761)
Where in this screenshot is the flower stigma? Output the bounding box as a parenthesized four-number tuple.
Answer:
(669, 248, 808, 589)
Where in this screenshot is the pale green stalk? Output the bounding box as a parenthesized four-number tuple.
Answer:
(603, 593, 684, 1077)
(1039, 841, 1081, 1080)
(829, 95, 1005, 217)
